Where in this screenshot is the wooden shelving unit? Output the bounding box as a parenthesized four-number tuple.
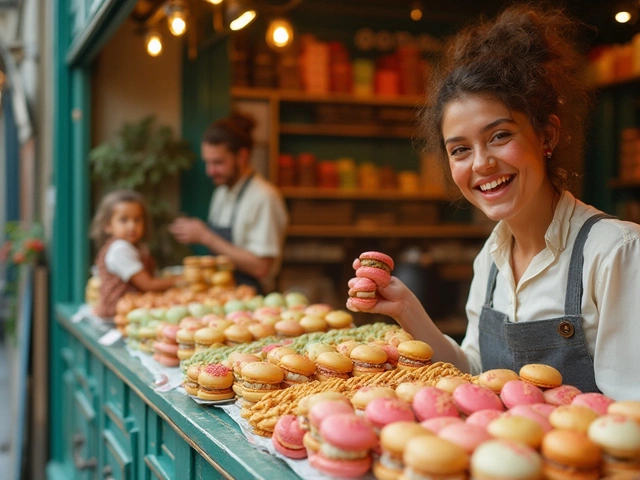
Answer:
(279, 123, 414, 138)
(231, 87, 424, 107)
(280, 186, 450, 201)
(609, 178, 640, 189)
(286, 224, 492, 238)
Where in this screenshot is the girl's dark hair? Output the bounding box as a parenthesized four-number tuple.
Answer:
(90, 189, 150, 248)
(201, 111, 256, 154)
(420, 3, 592, 192)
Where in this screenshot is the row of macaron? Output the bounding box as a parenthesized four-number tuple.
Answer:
(269, 374, 640, 479)
(181, 338, 435, 403)
(122, 304, 359, 362)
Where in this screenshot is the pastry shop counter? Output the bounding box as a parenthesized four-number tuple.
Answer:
(47, 303, 301, 480)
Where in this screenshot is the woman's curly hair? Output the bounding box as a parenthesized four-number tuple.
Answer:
(419, 3, 592, 193)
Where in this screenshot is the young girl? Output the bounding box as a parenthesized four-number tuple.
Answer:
(90, 190, 177, 317)
(348, 5, 640, 400)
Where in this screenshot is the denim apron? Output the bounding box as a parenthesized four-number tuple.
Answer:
(478, 213, 612, 392)
(208, 173, 263, 294)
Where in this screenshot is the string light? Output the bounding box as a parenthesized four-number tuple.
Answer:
(227, 0, 257, 31)
(615, 10, 632, 23)
(146, 30, 163, 57)
(166, 0, 188, 36)
(266, 18, 294, 50)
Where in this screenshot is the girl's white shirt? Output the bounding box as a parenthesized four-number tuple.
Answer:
(447, 190, 640, 400)
(104, 239, 144, 282)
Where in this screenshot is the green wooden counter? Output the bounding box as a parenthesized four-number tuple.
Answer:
(47, 304, 301, 480)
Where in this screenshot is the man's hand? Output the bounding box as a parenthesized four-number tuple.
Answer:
(169, 217, 210, 245)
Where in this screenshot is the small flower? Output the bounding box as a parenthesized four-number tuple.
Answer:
(24, 238, 45, 252)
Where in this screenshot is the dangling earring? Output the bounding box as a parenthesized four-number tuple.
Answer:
(544, 145, 553, 159)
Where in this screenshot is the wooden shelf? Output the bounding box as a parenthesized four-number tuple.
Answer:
(231, 87, 424, 107)
(610, 178, 640, 189)
(279, 123, 414, 138)
(280, 187, 450, 201)
(286, 224, 492, 239)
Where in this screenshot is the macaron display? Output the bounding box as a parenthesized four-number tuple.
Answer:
(314, 351, 353, 381)
(487, 415, 546, 449)
(272, 414, 307, 459)
(438, 422, 492, 453)
(588, 414, 640, 476)
(478, 368, 520, 394)
(355, 251, 394, 287)
(543, 385, 582, 406)
(549, 405, 600, 434)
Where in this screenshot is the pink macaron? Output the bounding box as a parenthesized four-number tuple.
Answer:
(272, 414, 307, 459)
(529, 403, 556, 418)
(453, 383, 504, 416)
(153, 340, 179, 357)
(465, 409, 503, 430)
(309, 400, 355, 431)
(365, 397, 415, 430)
(355, 251, 394, 287)
(348, 277, 378, 309)
(500, 380, 545, 409)
(309, 413, 378, 478)
(438, 422, 492, 453)
(420, 416, 465, 434)
(543, 385, 582, 406)
(571, 392, 615, 416)
(152, 352, 181, 367)
(503, 404, 553, 433)
(413, 386, 460, 421)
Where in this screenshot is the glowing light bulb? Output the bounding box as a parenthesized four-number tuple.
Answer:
(146, 32, 163, 57)
(615, 11, 632, 23)
(229, 10, 256, 30)
(206, 0, 223, 3)
(266, 19, 294, 50)
(410, 8, 423, 21)
(168, 13, 187, 36)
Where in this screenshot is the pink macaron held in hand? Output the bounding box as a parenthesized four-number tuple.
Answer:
(453, 383, 504, 416)
(348, 277, 378, 310)
(355, 251, 394, 287)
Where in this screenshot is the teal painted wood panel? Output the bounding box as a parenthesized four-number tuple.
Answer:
(180, 37, 232, 232)
(53, 304, 302, 480)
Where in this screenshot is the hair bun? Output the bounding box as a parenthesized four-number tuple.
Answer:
(229, 111, 256, 136)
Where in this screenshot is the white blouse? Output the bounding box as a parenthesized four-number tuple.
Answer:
(208, 172, 288, 291)
(450, 191, 640, 400)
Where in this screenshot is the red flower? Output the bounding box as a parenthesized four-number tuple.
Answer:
(24, 238, 45, 252)
(12, 251, 26, 264)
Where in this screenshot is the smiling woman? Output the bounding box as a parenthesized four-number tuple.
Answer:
(346, 3, 640, 401)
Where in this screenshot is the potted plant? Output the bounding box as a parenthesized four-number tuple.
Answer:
(89, 115, 196, 267)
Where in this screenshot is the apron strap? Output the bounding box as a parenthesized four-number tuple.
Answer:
(484, 262, 499, 308)
(564, 213, 615, 316)
(229, 172, 255, 227)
